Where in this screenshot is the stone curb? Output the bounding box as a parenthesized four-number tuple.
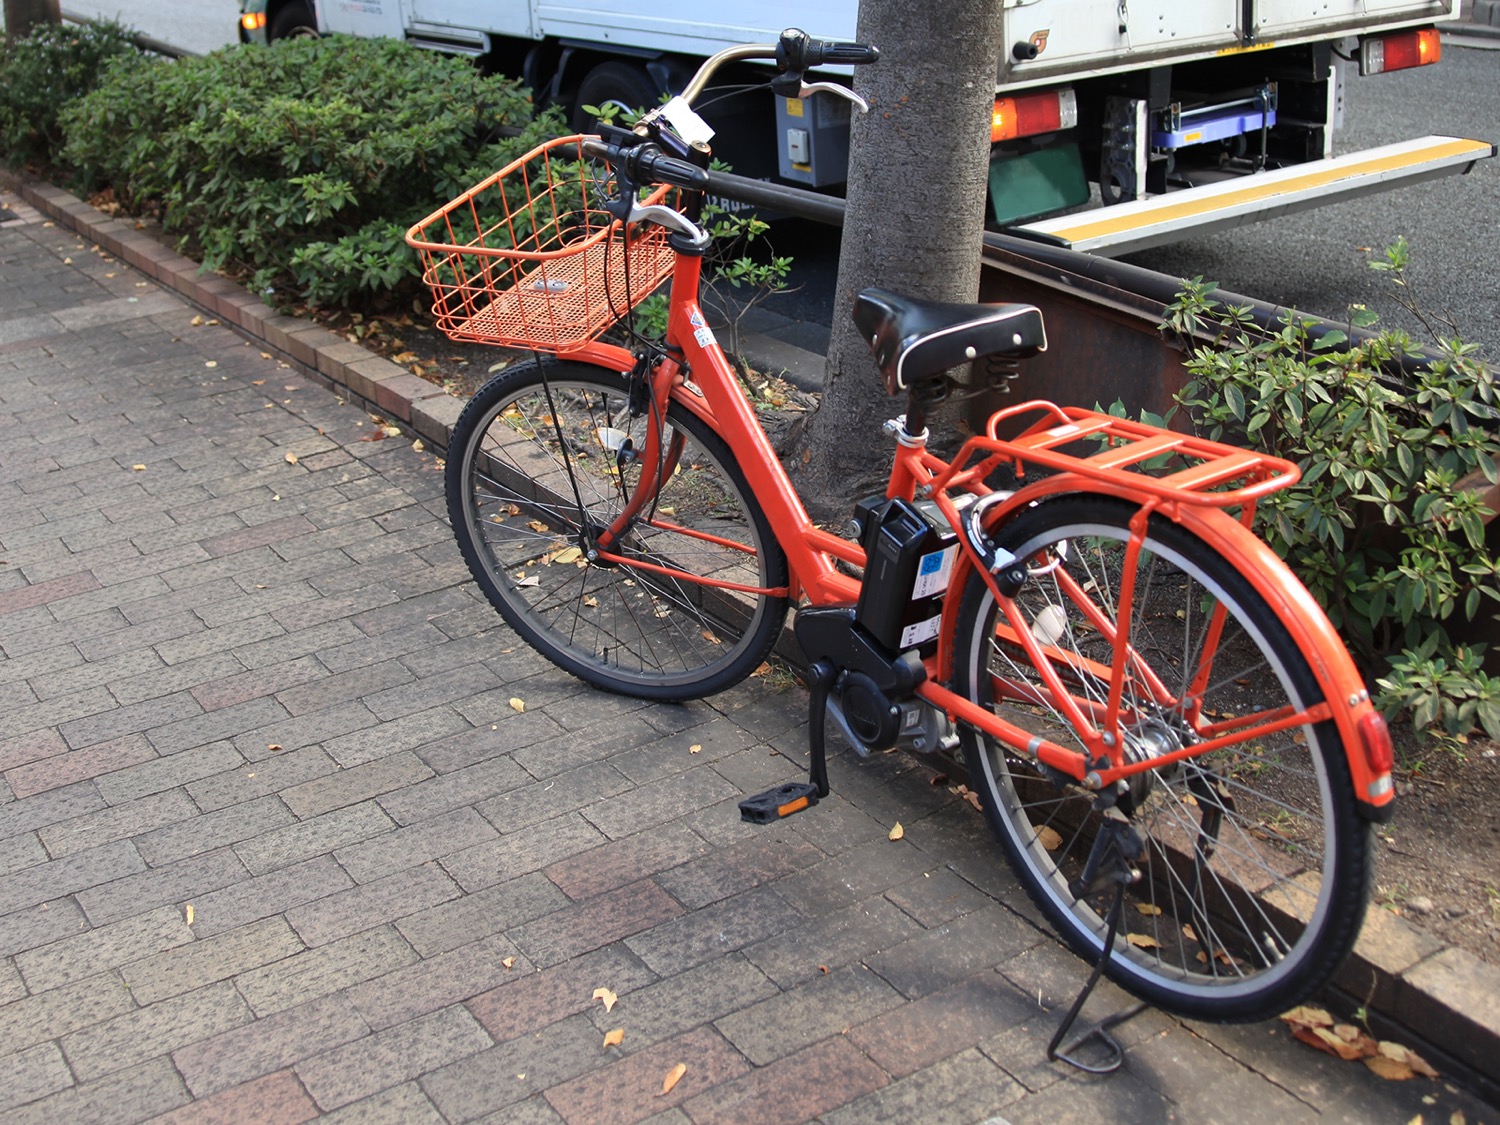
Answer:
(8, 172, 1500, 1102)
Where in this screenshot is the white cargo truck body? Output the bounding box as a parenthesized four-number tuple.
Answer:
(236, 0, 1494, 254)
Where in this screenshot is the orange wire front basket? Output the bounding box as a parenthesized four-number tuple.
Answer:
(404, 136, 676, 353)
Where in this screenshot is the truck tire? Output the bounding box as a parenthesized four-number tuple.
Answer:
(269, 2, 318, 40)
(571, 61, 662, 132)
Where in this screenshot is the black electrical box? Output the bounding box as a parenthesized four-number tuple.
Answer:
(855, 497, 959, 653)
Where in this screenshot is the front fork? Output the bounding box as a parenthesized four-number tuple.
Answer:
(590, 353, 682, 557)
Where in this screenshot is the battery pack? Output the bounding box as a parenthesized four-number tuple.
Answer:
(855, 498, 958, 652)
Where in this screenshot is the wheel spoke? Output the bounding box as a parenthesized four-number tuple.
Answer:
(446, 362, 788, 699)
(957, 497, 1368, 1020)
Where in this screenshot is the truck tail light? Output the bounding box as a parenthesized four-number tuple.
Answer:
(1360, 27, 1441, 75)
(992, 88, 1077, 143)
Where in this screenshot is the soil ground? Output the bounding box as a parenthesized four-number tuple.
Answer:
(332, 307, 1500, 970)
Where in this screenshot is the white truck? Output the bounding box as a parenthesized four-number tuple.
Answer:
(235, 0, 1493, 254)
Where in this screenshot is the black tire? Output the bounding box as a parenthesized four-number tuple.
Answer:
(269, 2, 318, 41)
(447, 359, 790, 701)
(570, 61, 662, 133)
(953, 495, 1371, 1021)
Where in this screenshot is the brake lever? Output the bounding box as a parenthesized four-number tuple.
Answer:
(627, 203, 711, 250)
(799, 81, 870, 114)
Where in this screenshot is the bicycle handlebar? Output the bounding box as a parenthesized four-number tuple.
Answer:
(582, 136, 711, 193)
(678, 28, 879, 105)
(584, 28, 877, 224)
(776, 28, 880, 72)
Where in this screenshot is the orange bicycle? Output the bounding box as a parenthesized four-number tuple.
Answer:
(407, 30, 1394, 1028)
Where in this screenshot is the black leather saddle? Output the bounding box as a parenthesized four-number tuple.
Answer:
(854, 287, 1047, 395)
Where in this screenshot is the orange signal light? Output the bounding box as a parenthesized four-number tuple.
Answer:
(991, 88, 1077, 143)
(241, 12, 267, 31)
(1360, 27, 1441, 75)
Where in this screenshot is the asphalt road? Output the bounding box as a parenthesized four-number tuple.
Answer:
(1129, 37, 1500, 359)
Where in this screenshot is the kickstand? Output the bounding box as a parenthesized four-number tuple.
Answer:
(1046, 814, 1150, 1075)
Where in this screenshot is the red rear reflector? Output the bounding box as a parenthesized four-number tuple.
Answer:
(778, 796, 810, 817)
(992, 89, 1078, 143)
(1361, 28, 1441, 75)
(1357, 710, 1394, 775)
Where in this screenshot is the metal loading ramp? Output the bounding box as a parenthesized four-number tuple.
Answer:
(1012, 135, 1496, 256)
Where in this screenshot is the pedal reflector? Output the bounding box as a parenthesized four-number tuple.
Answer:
(739, 782, 821, 824)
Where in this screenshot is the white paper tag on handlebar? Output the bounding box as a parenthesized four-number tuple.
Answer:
(661, 96, 715, 146)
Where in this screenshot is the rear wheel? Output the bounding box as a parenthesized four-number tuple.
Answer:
(447, 359, 789, 700)
(269, 2, 318, 40)
(570, 61, 662, 133)
(953, 495, 1371, 1020)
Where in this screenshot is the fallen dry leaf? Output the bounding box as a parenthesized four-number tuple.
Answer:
(184, 903, 195, 926)
(509, 698, 526, 713)
(413, 439, 425, 453)
(1134, 903, 1163, 916)
(1304, 1025, 1376, 1062)
(1035, 825, 1063, 850)
(1374, 1041, 1439, 1078)
(1125, 933, 1160, 949)
(888, 822, 905, 841)
(266, 743, 284, 753)
(602, 1028, 624, 1049)
(131, 464, 147, 472)
(501, 956, 516, 969)
(592, 986, 618, 1013)
(552, 546, 583, 565)
(660, 1063, 687, 1096)
(284, 452, 299, 464)
(689, 744, 702, 755)
(1365, 1054, 1421, 1081)
(1281, 1006, 1334, 1029)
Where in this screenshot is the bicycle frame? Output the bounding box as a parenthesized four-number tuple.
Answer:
(549, 206, 1394, 818)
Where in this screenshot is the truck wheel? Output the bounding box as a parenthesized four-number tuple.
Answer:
(269, 2, 318, 40)
(571, 62, 662, 132)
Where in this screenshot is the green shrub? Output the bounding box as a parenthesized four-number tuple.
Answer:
(0, 19, 144, 168)
(59, 35, 561, 307)
(1162, 244, 1500, 737)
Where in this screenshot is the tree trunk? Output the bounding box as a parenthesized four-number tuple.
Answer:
(3, 0, 61, 38)
(788, 0, 1004, 520)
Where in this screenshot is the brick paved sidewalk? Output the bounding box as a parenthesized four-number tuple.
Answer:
(0, 192, 1494, 1124)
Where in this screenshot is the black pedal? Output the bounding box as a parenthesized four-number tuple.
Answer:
(738, 782, 821, 824)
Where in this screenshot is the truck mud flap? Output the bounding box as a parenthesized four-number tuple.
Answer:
(1011, 135, 1495, 257)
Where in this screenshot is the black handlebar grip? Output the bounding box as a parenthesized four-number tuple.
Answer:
(777, 28, 879, 72)
(812, 40, 880, 65)
(634, 148, 712, 191)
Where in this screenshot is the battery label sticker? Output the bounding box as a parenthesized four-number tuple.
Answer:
(912, 545, 957, 599)
(900, 613, 942, 649)
(693, 326, 716, 348)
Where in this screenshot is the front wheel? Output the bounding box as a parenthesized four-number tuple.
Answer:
(447, 359, 790, 701)
(953, 495, 1371, 1020)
